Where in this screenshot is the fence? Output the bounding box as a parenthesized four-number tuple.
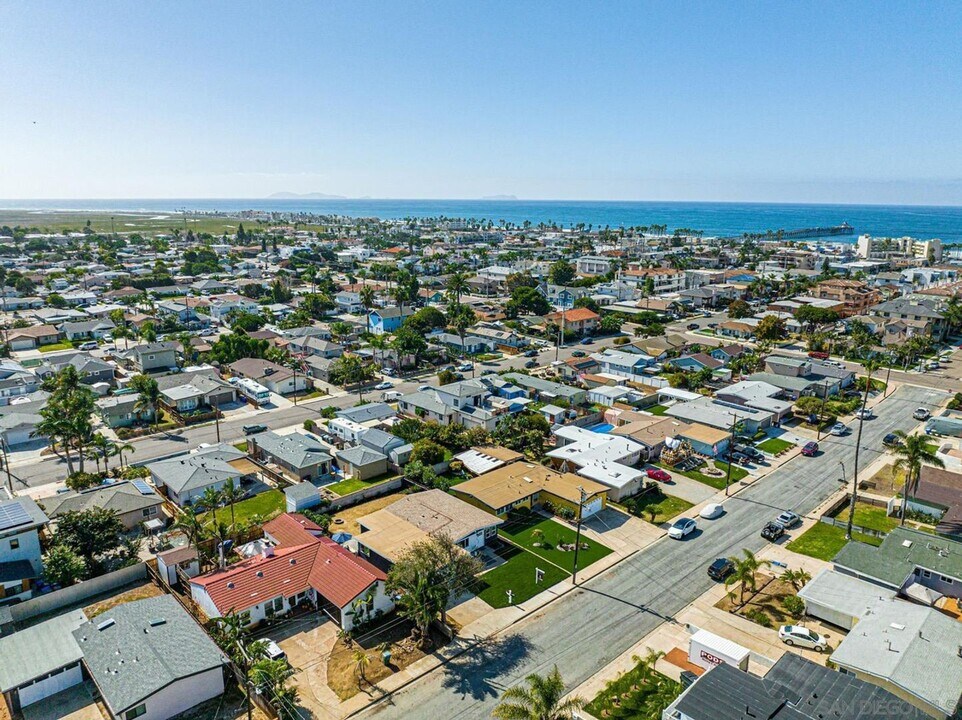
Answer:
(818, 495, 890, 540)
(328, 476, 406, 511)
(10, 562, 148, 623)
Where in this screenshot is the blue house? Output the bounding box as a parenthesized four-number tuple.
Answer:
(368, 306, 415, 335)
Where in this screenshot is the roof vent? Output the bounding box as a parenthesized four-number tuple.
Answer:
(290, 558, 296, 565)
(97, 619, 116, 631)
(149, 618, 166, 627)
(902, 540, 913, 548)
(256, 571, 264, 578)
(227, 581, 235, 589)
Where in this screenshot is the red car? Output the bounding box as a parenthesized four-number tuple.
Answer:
(646, 467, 671, 482)
(801, 441, 819, 457)
(807, 351, 829, 360)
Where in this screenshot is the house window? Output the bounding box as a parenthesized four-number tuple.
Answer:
(940, 576, 953, 584)
(239, 610, 252, 626)
(143, 507, 157, 517)
(9, 538, 19, 550)
(922, 570, 932, 579)
(126, 705, 147, 720)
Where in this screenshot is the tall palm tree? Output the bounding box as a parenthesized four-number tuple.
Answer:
(200, 486, 223, 523)
(220, 479, 243, 528)
(724, 548, 771, 604)
(114, 441, 135, 469)
(359, 285, 376, 315)
(132, 376, 161, 429)
(780, 568, 812, 591)
(492, 666, 584, 720)
(446, 271, 469, 304)
(847, 358, 881, 538)
(893, 431, 945, 524)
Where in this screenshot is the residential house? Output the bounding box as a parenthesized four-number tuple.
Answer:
(501, 373, 586, 407)
(714, 380, 794, 422)
(542, 307, 600, 335)
(287, 336, 344, 359)
(190, 513, 392, 631)
(0, 361, 41, 406)
(451, 461, 608, 520)
(0, 497, 47, 603)
(904, 466, 962, 537)
(610, 416, 694, 461)
(452, 445, 524, 476)
(368, 306, 415, 335)
(663, 652, 929, 720)
(547, 426, 647, 500)
(869, 296, 949, 339)
(249, 430, 333, 483)
(74, 595, 226, 720)
(0, 397, 45, 447)
(148, 444, 247, 507)
(41, 480, 163, 532)
(190, 278, 229, 294)
(666, 396, 772, 437)
(207, 293, 260, 323)
(335, 290, 364, 314)
(227, 358, 310, 396)
(335, 446, 388, 481)
(334, 402, 398, 426)
(575, 255, 616, 276)
(622, 265, 686, 293)
(593, 348, 655, 381)
(708, 343, 746, 364)
(40, 352, 115, 387)
(7, 325, 61, 351)
(429, 331, 497, 356)
(665, 352, 723, 373)
(355, 490, 503, 571)
(119, 342, 179, 373)
(156, 368, 237, 408)
(59, 319, 115, 341)
(358, 428, 412, 467)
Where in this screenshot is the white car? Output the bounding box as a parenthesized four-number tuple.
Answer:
(699, 503, 724, 520)
(262, 638, 287, 662)
(778, 625, 828, 651)
(418, 384, 431, 392)
(667, 517, 697, 539)
(855, 408, 873, 420)
(829, 422, 847, 436)
(458, 362, 473, 371)
(374, 381, 393, 390)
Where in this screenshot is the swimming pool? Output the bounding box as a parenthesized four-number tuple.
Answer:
(587, 422, 614, 433)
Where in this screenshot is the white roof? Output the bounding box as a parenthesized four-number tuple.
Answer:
(453, 449, 507, 476)
(576, 461, 645, 489)
(689, 628, 750, 662)
(797, 569, 896, 621)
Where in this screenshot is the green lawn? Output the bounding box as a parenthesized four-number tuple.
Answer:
(199, 489, 285, 526)
(786, 522, 881, 561)
(757, 437, 794, 455)
(39, 342, 76, 353)
(848, 502, 898, 534)
(475, 544, 569, 608)
(233, 441, 249, 452)
(621, 492, 693, 525)
(325, 475, 394, 497)
(663, 461, 749, 490)
(499, 513, 612, 574)
(586, 661, 682, 720)
(647, 404, 669, 416)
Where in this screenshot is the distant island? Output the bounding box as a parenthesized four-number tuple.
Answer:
(268, 191, 347, 200)
(481, 194, 518, 201)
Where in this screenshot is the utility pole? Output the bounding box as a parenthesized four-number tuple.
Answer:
(571, 486, 587, 585)
(724, 412, 739, 497)
(291, 357, 298, 406)
(0, 436, 12, 496)
(815, 380, 830, 441)
(212, 397, 221, 444)
(883, 364, 892, 399)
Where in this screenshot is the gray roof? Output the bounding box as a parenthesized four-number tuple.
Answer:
(829, 600, 962, 716)
(673, 652, 928, 720)
(41, 481, 161, 519)
(501, 373, 583, 399)
(335, 402, 396, 424)
(797, 568, 895, 621)
(254, 431, 332, 470)
(74, 595, 225, 714)
(834, 526, 962, 586)
(0, 609, 87, 691)
(359, 428, 404, 454)
(0, 496, 49, 534)
(745, 371, 821, 393)
(336, 445, 387, 467)
(149, 445, 245, 495)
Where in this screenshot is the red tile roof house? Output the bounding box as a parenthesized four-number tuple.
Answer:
(189, 513, 393, 630)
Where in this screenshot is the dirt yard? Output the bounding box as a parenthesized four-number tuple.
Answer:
(716, 574, 801, 628)
(329, 493, 405, 535)
(863, 463, 906, 496)
(84, 581, 164, 619)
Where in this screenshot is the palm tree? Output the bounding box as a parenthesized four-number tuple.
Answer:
(359, 285, 376, 315)
(492, 666, 584, 720)
(220, 479, 243, 528)
(446, 271, 469, 304)
(200, 486, 222, 523)
(114, 441, 135, 469)
(847, 358, 881, 538)
(780, 568, 812, 591)
(352, 648, 371, 683)
(172, 507, 207, 556)
(724, 548, 771, 604)
(893, 431, 945, 524)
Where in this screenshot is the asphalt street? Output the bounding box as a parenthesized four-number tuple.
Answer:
(356, 384, 946, 720)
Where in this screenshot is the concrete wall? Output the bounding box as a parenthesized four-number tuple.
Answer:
(10, 562, 147, 623)
(328, 477, 405, 511)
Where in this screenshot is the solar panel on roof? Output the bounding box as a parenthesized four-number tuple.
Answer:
(131, 479, 155, 495)
(0, 503, 32, 531)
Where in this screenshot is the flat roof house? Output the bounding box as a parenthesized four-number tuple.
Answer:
(74, 595, 226, 720)
(547, 426, 647, 501)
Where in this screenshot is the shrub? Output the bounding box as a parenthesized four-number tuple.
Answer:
(119, 466, 150, 479)
(557, 506, 575, 521)
(65, 472, 102, 492)
(613, 336, 629, 345)
(410, 439, 446, 466)
(304, 419, 317, 432)
(748, 609, 772, 627)
(781, 595, 805, 619)
(116, 428, 132, 440)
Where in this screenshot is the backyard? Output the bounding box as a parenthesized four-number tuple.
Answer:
(785, 521, 881, 561)
(325, 474, 396, 497)
(646, 403, 669, 416)
(199, 488, 285, 525)
(757, 437, 795, 455)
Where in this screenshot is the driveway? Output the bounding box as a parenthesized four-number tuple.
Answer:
(581, 507, 662, 555)
(266, 613, 341, 720)
(22, 683, 103, 720)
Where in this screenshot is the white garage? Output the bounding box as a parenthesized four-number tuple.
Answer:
(581, 495, 604, 519)
(797, 568, 895, 631)
(0, 609, 87, 712)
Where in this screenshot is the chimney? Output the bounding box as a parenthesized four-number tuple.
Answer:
(262, 546, 275, 558)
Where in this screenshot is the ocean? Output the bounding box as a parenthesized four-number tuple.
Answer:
(1, 199, 961, 243)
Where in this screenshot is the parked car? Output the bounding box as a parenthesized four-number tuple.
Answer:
(243, 424, 268, 435)
(775, 510, 801, 528)
(707, 557, 734, 581)
(645, 467, 671, 482)
(79, 341, 98, 350)
(808, 351, 829, 360)
(700, 503, 725, 520)
(927, 360, 941, 370)
(829, 422, 848, 436)
(687, 323, 700, 331)
(200, 328, 215, 337)
(778, 625, 828, 651)
(524, 359, 538, 369)
(668, 517, 697, 539)
(736, 446, 764, 463)
(727, 450, 751, 466)
(883, 433, 902, 447)
(523, 349, 538, 358)
(581, 337, 594, 345)
(418, 384, 432, 392)
(458, 362, 473, 371)
(913, 407, 931, 420)
(855, 407, 873, 420)
(801, 441, 819, 457)
(571, 350, 587, 357)
(761, 521, 786, 541)
(374, 381, 393, 390)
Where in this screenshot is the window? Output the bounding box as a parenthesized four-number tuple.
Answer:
(940, 576, 953, 584)
(9, 538, 19, 550)
(922, 570, 932, 579)
(126, 705, 147, 720)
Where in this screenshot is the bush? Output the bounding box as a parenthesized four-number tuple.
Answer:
(304, 419, 317, 432)
(781, 595, 805, 619)
(747, 609, 772, 627)
(556, 506, 575, 521)
(116, 428, 132, 440)
(66, 472, 102, 492)
(410, 439, 446, 466)
(613, 336, 629, 345)
(321, 406, 338, 419)
(119, 466, 149, 479)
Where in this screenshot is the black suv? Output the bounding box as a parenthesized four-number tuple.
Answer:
(761, 522, 785, 541)
(708, 557, 735, 581)
(243, 424, 268, 435)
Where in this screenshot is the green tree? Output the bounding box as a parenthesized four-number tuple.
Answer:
(410, 438, 446, 466)
(892, 431, 946, 525)
(755, 315, 786, 342)
(53, 507, 125, 571)
(129, 374, 160, 427)
(36, 366, 96, 475)
(599, 314, 622, 334)
(405, 306, 447, 334)
(795, 305, 839, 332)
(727, 299, 752, 319)
(492, 411, 552, 459)
(43, 544, 87, 586)
(446, 302, 476, 359)
(548, 260, 576, 285)
(573, 296, 600, 313)
(330, 354, 374, 401)
(230, 311, 265, 332)
(445, 270, 469, 304)
(724, 548, 771, 604)
(505, 286, 551, 318)
(140, 321, 157, 343)
(492, 666, 584, 720)
(208, 332, 269, 365)
(391, 325, 428, 365)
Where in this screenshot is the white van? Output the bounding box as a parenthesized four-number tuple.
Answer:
(382, 390, 403, 402)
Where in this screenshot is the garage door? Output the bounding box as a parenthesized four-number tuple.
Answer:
(17, 664, 83, 707)
(581, 497, 603, 519)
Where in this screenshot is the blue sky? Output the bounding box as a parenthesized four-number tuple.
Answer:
(2, 1, 961, 203)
